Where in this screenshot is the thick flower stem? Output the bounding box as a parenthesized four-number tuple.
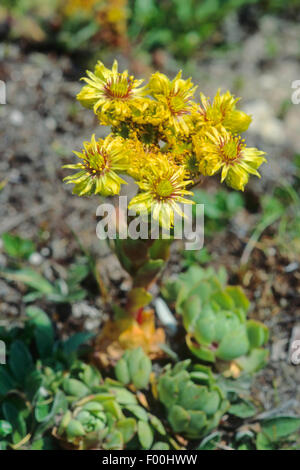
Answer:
(112, 237, 172, 319)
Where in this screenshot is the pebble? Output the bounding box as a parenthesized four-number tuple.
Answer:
(243, 101, 286, 145)
(85, 319, 101, 331)
(72, 302, 101, 320)
(45, 117, 57, 131)
(9, 110, 24, 126)
(284, 262, 299, 273)
(40, 247, 51, 257)
(29, 252, 43, 266)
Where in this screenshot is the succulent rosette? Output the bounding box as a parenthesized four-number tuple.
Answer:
(157, 360, 229, 439)
(163, 266, 269, 370)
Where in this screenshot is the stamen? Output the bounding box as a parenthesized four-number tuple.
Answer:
(103, 76, 134, 99)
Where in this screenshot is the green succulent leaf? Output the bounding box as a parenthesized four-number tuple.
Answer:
(111, 387, 138, 406)
(116, 418, 136, 443)
(115, 358, 130, 385)
(186, 335, 215, 363)
(79, 364, 102, 389)
(102, 430, 123, 450)
(35, 390, 68, 438)
(188, 410, 207, 437)
(246, 320, 269, 349)
(58, 410, 72, 435)
(158, 375, 180, 407)
(216, 325, 249, 361)
(152, 441, 170, 450)
(100, 400, 122, 420)
(62, 378, 90, 398)
(137, 420, 153, 449)
(182, 296, 201, 332)
(225, 286, 250, 312)
(127, 348, 152, 390)
(236, 348, 269, 373)
(149, 414, 166, 436)
(193, 305, 216, 344)
(213, 291, 234, 310)
(125, 404, 148, 421)
(168, 405, 190, 433)
(66, 419, 86, 438)
(35, 396, 51, 423)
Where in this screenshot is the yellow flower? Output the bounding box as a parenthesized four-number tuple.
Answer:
(104, 0, 128, 35)
(196, 128, 266, 190)
(129, 155, 194, 228)
(70, 59, 266, 208)
(131, 99, 168, 128)
(195, 90, 252, 133)
(148, 71, 197, 134)
(63, 134, 128, 196)
(63, 0, 98, 16)
(166, 139, 199, 177)
(122, 137, 161, 180)
(77, 60, 146, 119)
(109, 99, 168, 145)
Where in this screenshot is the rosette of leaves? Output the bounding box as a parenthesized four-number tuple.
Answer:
(0, 302, 169, 450)
(0, 307, 94, 450)
(55, 395, 124, 450)
(53, 352, 168, 450)
(0, 312, 167, 451)
(56, 377, 168, 450)
(157, 360, 229, 439)
(163, 266, 269, 372)
(114, 347, 152, 390)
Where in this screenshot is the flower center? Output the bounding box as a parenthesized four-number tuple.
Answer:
(218, 137, 243, 164)
(84, 147, 110, 176)
(155, 180, 174, 198)
(104, 76, 133, 100)
(168, 94, 189, 116)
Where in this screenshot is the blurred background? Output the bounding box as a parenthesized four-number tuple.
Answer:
(0, 0, 300, 415)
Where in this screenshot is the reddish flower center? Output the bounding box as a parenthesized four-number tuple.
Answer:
(103, 77, 134, 100)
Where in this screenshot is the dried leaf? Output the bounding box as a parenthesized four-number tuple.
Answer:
(93, 310, 165, 367)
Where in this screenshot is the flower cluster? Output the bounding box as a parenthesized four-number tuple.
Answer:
(61, 0, 128, 42)
(64, 60, 266, 228)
